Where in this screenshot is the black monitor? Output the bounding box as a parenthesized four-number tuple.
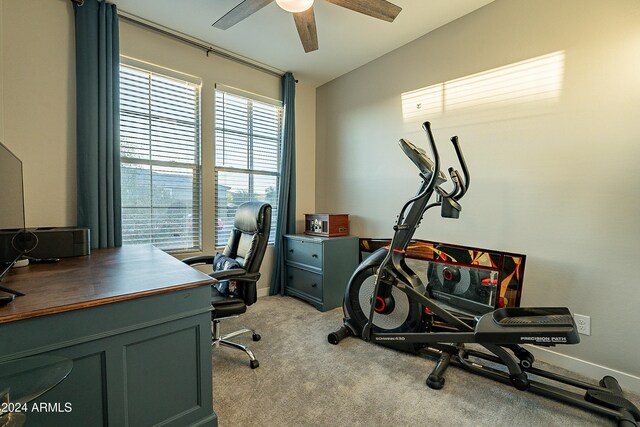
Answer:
(0, 141, 27, 300)
(0, 141, 26, 232)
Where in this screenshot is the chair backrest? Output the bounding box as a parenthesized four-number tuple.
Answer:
(221, 202, 272, 274)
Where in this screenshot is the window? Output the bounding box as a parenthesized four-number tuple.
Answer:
(119, 64, 201, 252)
(214, 87, 283, 246)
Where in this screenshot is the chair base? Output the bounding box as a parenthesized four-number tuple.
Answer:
(212, 317, 261, 369)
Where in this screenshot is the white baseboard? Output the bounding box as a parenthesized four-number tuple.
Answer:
(526, 346, 640, 395)
(257, 287, 270, 298)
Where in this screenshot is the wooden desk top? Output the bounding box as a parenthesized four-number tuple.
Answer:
(0, 245, 214, 324)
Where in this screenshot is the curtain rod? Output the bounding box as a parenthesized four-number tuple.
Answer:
(118, 13, 284, 79)
(69, 0, 284, 79)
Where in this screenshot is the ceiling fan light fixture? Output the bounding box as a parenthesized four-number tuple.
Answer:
(276, 0, 314, 13)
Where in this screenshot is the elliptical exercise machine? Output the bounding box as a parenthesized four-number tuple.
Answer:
(328, 122, 639, 426)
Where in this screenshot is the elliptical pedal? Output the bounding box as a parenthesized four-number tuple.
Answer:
(474, 307, 580, 345)
(497, 314, 574, 326)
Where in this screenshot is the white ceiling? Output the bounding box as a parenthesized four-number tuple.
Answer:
(110, 0, 494, 87)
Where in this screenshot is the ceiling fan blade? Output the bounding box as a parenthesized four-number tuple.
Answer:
(293, 6, 319, 53)
(213, 0, 274, 30)
(325, 0, 402, 22)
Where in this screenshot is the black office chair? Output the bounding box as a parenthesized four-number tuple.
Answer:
(183, 202, 272, 369)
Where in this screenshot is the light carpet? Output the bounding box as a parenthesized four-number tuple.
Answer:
(212, 295, 637, 427)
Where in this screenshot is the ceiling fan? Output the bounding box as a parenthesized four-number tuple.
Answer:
(213, 0, 402, 53)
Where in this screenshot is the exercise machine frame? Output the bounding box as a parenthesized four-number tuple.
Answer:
(328, 121, 639, 426)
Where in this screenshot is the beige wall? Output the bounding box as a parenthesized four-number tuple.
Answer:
(0, 0, 316, 293)
(1, 0, 76, 227)
(0, 0, 4, 140)
(317, 0, 640, 385)
(294, 81, 316, 231)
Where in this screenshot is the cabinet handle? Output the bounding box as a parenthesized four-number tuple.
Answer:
(312, 254, 318, 258)
(312, 283, 318, 288)
(289, 249, 294, 253)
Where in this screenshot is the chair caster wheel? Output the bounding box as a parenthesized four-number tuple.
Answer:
(426, 376, 445, 390)
(252, 333, 261, 342)
(250, 359, 260, 369)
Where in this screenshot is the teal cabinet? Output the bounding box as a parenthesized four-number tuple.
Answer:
(284, 234, 359, 312)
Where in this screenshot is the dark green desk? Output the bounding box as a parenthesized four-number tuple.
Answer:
(0, 245, 217, 426)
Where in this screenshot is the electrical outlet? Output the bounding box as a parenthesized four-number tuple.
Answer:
(574, 313, 591, 336)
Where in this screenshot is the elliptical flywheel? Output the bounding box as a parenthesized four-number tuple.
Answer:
(346, 265, 424, 335)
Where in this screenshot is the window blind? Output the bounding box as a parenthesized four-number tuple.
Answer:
(120, 64, 202, 252)
(214, 89, 283, 246)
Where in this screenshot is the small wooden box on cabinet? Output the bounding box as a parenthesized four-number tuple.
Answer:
(284, 234, 359, 312)
(304, 214, 349, 237)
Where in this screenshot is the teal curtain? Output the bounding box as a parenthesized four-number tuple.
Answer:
(74, 0, 122, 248)
(270, 72, 297, 295)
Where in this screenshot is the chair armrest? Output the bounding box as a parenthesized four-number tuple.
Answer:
(182, 255, 214, 266)
(209, 270, 261, 306)
(209, 268, 247, 280)
(209, 269, 262, 282)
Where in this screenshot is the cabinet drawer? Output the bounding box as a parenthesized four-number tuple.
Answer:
(285, 238, 323, 269)
(286, 265, 323, 300)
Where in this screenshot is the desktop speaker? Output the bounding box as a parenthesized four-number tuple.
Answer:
(0, 227, 90, 263)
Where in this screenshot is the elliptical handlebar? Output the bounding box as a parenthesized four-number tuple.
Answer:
(421, 122, 441, 193)
(393, 121, 471, 239)
(449, 136, 470, 200)
(440, 167, 461, 199)
(403, 121, 470, 203)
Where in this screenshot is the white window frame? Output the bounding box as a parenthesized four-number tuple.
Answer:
(214, 84, 283, 247)
(119, 58, 203, 253)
